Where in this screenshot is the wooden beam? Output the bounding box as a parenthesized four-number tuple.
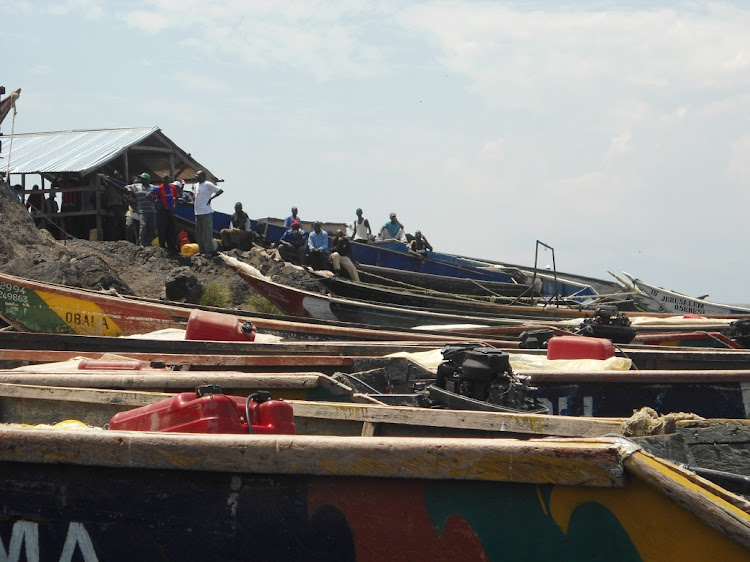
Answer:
(288, 400, 624, 438)
(0, 349, 355, 367)
(0, 373, 330, 390)
(0, 430, 627, 486)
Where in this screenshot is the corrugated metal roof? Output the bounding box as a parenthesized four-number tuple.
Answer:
(0, 127, 160, 175)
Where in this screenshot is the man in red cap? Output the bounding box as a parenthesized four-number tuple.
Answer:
(277, 218, 308, 265)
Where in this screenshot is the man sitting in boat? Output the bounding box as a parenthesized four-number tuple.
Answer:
(220, 201, 254, 251)
(408, 230, 433, 261)
(307, 221, 330, 270)
(378, 212, 406, 242)
(330, 230, 360, 282)
(277, 218, 308, 265)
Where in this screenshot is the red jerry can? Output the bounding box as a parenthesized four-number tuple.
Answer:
(546, 335, 615, 361)
(108, 387, 295, 435)
(184, 309, 256, 342)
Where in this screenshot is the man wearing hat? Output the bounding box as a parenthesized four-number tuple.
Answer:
(193, 170, 224, 255)
(277, 218, 308, 265)
(378, 212, 406, 242)
(132, 173, 156, 246)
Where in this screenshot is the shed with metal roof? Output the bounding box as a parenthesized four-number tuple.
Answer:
(0, 127, 219, 184)
(0, 127, 220, 241)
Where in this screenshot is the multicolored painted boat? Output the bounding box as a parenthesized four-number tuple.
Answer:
(0, 425, 747, 559)
(0, 270, 506, 343)
(0, 380, 747, 559)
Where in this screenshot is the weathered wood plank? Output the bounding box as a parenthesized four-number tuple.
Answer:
(0, 349, 357, 367)
(0, 383, 170, 406)
(0, 373, 327, 389)
(288, 400, 624, 438)
(0, 429, 627, 486)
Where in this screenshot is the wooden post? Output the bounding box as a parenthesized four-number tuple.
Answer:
(95, 172, 103, 241)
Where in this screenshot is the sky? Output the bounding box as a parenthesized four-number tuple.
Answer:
(3, 1, 750, 304)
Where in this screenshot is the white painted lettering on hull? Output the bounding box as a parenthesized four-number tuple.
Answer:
(0, 521, 97, 562)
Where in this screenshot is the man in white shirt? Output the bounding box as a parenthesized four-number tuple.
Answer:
(193, 170, 224, 255)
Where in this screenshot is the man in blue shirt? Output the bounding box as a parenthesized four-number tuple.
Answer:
(278, 218, 308, 265)
(284, 206, 300, 228)
(307, 221, 330, 270)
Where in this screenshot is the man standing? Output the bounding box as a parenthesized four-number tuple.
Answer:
(351, 208, 371, 242)
(133, 173, 156, 247)
(284, 206, 300, 228)
(150, 175, 180, 253)
(194, 170, 223, 255)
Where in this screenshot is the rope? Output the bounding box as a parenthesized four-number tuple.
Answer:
(3, 97, 18, 183)
(357, 269, 532, 305)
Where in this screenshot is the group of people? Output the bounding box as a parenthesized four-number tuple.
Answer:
(125, 170, 224, 256)
(126, 172, 187, 253)
(15, 174, 433, 272)
(275, 206, 432, 281)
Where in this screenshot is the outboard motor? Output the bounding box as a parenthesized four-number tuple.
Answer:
(433, 345, 546, 413)
(578, 306, 636, 344)
(724, 318, 750, 349)
(518, 329, 556, 349)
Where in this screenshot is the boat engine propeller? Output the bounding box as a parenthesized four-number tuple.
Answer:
(577, 305, 636, 344)
(430, 345, 548, 414)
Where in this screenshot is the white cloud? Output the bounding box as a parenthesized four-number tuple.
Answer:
(401, 2, 750, 106)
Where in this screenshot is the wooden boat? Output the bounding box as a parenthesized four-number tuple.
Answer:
(315, 274, 747, 353)
(226, 256, 749, 342)
(350, 240, 615, 303)
(617, 273, 750, 316)
(356, 263, 537, 298)
(315, 272, 543, 316)
(0, 384, 747, 558)
(8, 334, 750, 419)
(0, 270, 520, 344)
(223, 255, 562, 333)
(351, 239, 525, 284)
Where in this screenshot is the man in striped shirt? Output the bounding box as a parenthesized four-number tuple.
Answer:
(150, 175, 180, 253)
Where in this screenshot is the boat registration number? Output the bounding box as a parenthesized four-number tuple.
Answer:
(0, 283, 28, 304)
